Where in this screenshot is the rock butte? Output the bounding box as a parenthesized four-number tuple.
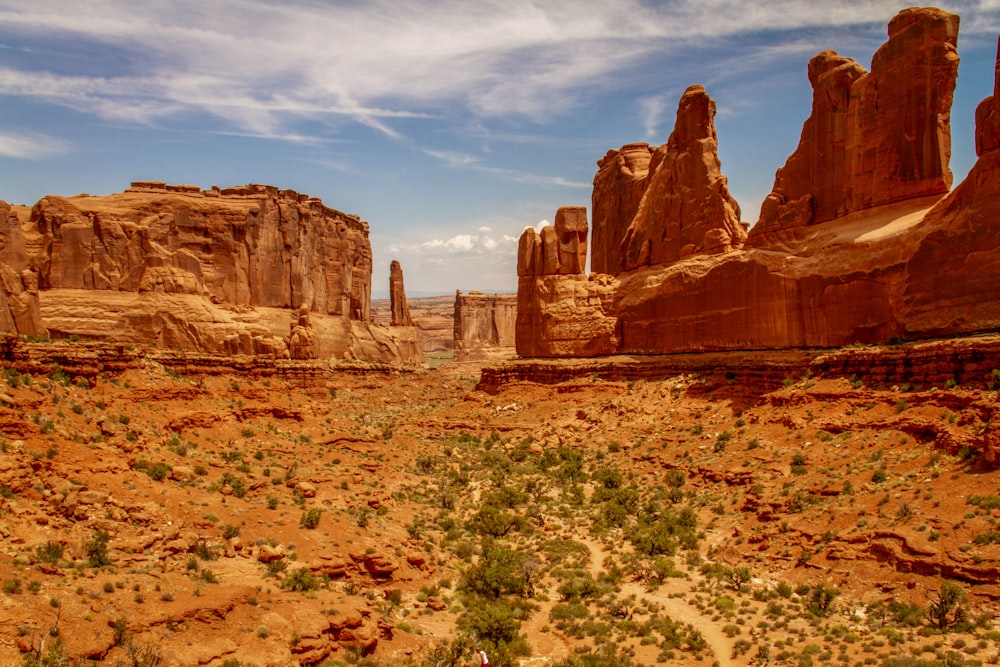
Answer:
(516, 7, 1000, 358)
(0, 183, 421, 364)
(453, 291, 517, 362)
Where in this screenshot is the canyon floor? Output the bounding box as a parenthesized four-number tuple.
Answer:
(1, 341, 999, 667)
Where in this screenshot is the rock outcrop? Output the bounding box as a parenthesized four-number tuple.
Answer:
(618, 85, 746, 270)
(517, 209, 620, 357)
(750, 7, 959, 244)
(453, 291, 517, 362)
(517, 206, 588, 278)
(16, 183, 372, 318)
(591, 143, 652, 274)
(287, 305, 319, 359)
(389, 260, 414, 327)
(0, 184, 419, 363)
(515, 7, 1000, 358)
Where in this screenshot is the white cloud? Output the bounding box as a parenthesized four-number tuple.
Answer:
(0, 131, 69, 158)
(3, 0, 984, 143)
(638, 94, 670, 141)
(393, 226, 520, 259)
(422, 149, 480, 167)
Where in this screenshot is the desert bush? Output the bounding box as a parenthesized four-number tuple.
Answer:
(460, 542, 538, 599)
(929, 580, 967, 630)
(86, 529, 111, 568)
(807, 583, 839, 617)
(299, 508, 322, 529)
(281, 567, 320, 592)
(628, 506, 698, 556)
(34, 541, 64, 565)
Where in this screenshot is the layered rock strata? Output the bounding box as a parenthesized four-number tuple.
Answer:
(0, 184, 420, 363)
(515, 7, 1000, 358)
(453, 291, 517, 362)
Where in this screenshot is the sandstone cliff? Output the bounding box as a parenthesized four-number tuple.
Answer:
(750, 7, 959, 244)
(453, 291, 517, 362)
(591, 143, 652, 274)
(515, 7, 1000, 358)
(0, 183, 419, 363)
(619, 85, 746, 270)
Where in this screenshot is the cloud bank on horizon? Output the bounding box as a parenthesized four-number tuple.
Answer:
(0, 0, 998, 296)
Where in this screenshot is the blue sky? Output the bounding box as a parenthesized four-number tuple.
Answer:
(1, 1, 998, 298)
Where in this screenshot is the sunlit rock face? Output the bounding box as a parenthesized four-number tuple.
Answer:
(453, 291, 517, 362)
(618, 85, 746, 271)
(750, 7, 960, 246)
(0, 183, 419, 363)
(514, 7, 1000, 359)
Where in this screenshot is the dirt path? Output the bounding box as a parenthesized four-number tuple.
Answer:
(584, 539, 737, 667)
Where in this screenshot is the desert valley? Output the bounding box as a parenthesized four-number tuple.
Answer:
(2, 5, 1000, 667)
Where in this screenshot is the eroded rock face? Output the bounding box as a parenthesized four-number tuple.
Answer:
(389, 260, 413, 327)
(453, 291, 517, 362)
(287, 306, 319, 360)
(513, 8, 1000, 358)
(900, 36, 1000, 337)
(0, 184, 418, 363)
(17, 184, 372, 319)
(591, 143, 652, 274)
(751, 7, 959, 244)
(619, 85, 745, 270)
(517, 206, 588, 278)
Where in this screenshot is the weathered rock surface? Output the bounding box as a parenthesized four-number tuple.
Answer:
(591, 143, 652, 274)
(515, 8, 1000, 358)
(453, 290, 517, 362)
(750, 7, 959, 244)
(0, 184, 419, 363)
(517, 206, 588, 278)
(619, 85, 746, 270)
(287, 305, 319, 360)
(389, 260, 414, 327)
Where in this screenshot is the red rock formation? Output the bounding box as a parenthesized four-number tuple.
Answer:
(619, 85, 745, 270)
(0, 184, 419, 363)
(517, 206, 588, 278)
(591, 143, 652, 274)
(751, 7, 959, 244)
(389, 260, 414, 327)
(899, 34, 1000, 337)
(287, 305, 319, 359)
(976, 35, 1000, 156)
(15, 183, 371, 318)
(513, 8, 1000, 359)
(453, 290, 517, 362)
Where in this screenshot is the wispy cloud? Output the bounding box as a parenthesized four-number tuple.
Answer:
(0, 130, 69, 158)
(4, 0, 988, 145)
(422, 147, 591, 188)
(638, 94, 670, 141)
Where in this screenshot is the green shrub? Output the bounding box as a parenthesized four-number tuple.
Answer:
(147, 462, 171, 481)
(86, 529, 111, 567)
(35, 541, 64, 565)
(281, 567, 320, 592)
(807, 583, 838, 617)
(299, 508, 322, 529)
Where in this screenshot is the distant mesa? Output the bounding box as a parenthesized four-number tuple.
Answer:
(516, 6, 1000, 358)
(0, 182, 421, 364)
(453, 290, 517, 362)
